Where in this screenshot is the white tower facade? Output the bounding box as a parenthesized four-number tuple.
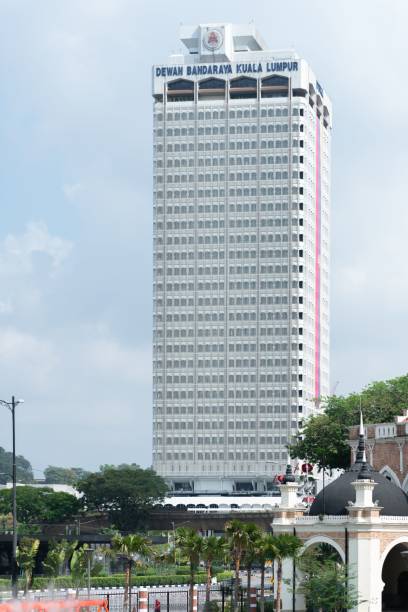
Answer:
(152, 24, 331, 493)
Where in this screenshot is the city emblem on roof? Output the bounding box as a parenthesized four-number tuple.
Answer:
(203, 28, 223, 51)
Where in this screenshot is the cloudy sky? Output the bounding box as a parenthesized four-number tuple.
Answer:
(0, 0, 407, 474)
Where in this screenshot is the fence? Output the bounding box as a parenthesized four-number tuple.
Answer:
(0, 586, 275, 612)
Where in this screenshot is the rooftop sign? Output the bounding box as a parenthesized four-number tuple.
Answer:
(155, 60, 299, 79)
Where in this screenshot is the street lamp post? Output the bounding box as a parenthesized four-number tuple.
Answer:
(0, 396, 24, 598)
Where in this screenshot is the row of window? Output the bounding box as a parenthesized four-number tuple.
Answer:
(155, 403, 300, 413)
(159, 170, 303, 182)
(159, 248, 304, 260)
(161, 155, 301, 167)
(154, 452, 287, 461)
(155, 340, 303, 352)
(158, 280, 302, 292)
(157, 393, 297, 402)
(158, 263, 301, 273)
(156, 123, 303, 137)
(156, 138, 306, 152)
(157, 295, 304, 308)
(156, 108, 303, 121)
(157, 371, 304, 381)
(157, 358, 302, 369)
(159, 186, 305, 199)
(159, 308, 301, 322)
(157, 202, 304, 215)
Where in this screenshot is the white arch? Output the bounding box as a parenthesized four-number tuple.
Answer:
(302, 535, 345, 563)
(379, 465, 400, 487)
(380, 536, 408, 567)
(401, 473, 408, 492)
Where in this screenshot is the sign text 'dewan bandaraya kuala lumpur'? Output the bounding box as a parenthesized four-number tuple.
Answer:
(155, 61, 299, 78)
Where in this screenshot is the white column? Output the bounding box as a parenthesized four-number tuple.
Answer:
(351, 479, 375, 507)
(279, 482, 299, 508)
(348, 532, 382, 612)
(280, 557, 296, 612)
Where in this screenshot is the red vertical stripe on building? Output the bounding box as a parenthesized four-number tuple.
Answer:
(314, 120, 321, 399)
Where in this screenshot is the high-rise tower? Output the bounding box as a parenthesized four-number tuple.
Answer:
(152, 24, 331, 493)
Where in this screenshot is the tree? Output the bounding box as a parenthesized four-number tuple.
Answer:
(255, 534, 278, 612)
(298, 548, 359, 611)
(77, 465, 167, 531)
(70, 545, 89, 596)
(201, 535, 226, 605)
(225, 520, 252, 612)
(44, 466, 90, 485)
(0, 487, 81, 524)
(42, 491, 82, 523)
(290, 373, 408, 470)
(42, 540, 78, 585)
(0, 447, 33, 484)
(175, 528, 203, 612)
(271, 534, 302, 612)
(289, 413, 350, 471)
(16, 537, 40, 593)
(111, 533, 152, 611)
(242, 524, 263, 609)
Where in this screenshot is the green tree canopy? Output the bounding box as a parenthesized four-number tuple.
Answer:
(44, 466, 90, 485)
(0, 447, 33, 484)
(76, 464, 167, 531)
(290, 373, 408, 470)
(0, 487, 81, 524)
(298, 547, 359, 611)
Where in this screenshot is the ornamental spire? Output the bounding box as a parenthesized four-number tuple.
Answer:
(285, 452, 295, 483)
(358, 449, 371, 480)
(355, 409, 366, 464)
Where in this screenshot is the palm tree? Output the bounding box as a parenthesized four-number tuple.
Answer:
(111, 533, 152, 611)
(70, 545, 89, 596)
(175, 527, 203, 612)
(42, 540, 78, 587)
(16, 537, 40, 593)
(272, 534, 302, 612)
(255, 534, 277, 612)
(242, 524, 262, 610)
(201, 535, 226, 605)
(225, 520, 252, 612)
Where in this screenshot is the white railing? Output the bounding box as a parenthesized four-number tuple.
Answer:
(380, 515, 408, 522)
(296, 515, 347, 523)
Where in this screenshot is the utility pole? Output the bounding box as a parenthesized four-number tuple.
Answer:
(11, 397, 17, 598)
(0, 396, 24, 598)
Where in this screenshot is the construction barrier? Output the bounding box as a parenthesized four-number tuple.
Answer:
(0, 600, 109, 612)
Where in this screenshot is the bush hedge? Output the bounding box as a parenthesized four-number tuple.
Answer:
(0, 569, 233, 591)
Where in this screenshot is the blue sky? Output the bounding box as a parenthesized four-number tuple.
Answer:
(0, 0, 407, 473)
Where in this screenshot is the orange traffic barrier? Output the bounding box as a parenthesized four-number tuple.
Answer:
(0, 599, 109, 612)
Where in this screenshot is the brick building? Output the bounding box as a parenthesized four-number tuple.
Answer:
(349, 410, 408, 491)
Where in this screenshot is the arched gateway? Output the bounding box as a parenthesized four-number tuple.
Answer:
(273, 414, 408, 611)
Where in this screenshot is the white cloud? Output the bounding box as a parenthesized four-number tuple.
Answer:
(84, 338, 151, 383)
(0, 222, 73, 275)
(0, 326, 58, 393)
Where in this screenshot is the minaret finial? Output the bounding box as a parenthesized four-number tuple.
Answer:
(284, 451, 295, 483)
(355, 407, 366, 464)
(358, 449, 371, 479)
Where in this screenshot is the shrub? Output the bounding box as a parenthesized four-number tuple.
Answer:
(0, 569, 228, 592)
(29, 573, 208, 590)
(214, 571, 234, 582)
(257, 601, 274, 612)
(203, 602, 220, 612)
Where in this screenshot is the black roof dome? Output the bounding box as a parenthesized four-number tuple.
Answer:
(309, 413, 408, 517)
(309, 469, 408, 516)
